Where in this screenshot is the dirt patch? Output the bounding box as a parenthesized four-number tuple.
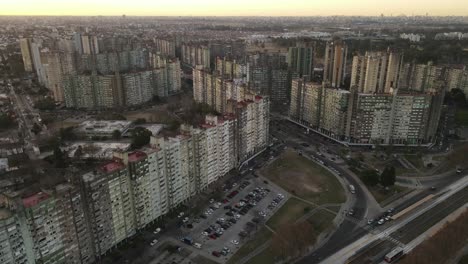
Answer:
(261, 150, 345, 204)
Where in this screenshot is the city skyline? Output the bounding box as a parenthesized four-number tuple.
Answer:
(1, 0, 468, 16)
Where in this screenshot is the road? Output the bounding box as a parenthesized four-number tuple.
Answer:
(321, 175, 468, 264)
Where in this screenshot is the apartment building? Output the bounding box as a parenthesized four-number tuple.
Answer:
(227, 95, 270, 162)
(19, 38, 34, 72)
(181, 44, 210, 68)
(289, 79, 322, 128)
(0, 207, 28, 264)
(288, 45, 314, 81)
(289, 79, 443, 145)
(350, 50, 403, 93)
(81, 161, 136, 257)
(323, 40, 348, 88)
(42, 52, 76, 102)
(398, 62, 443, 92)
(446, 67, 468, 97)
(153, 38, 176, 58)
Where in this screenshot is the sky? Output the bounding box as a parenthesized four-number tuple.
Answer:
(1, 0, 468, 16)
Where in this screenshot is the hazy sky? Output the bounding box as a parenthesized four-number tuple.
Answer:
(1, 0, 468, 16)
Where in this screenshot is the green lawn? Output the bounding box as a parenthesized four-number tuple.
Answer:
(266, 198, 312, 231)
(227, 227, 273, 264)
(306, 209, 335, 234)
(261, 150, 345, 205)
(455, 108, 468, 127)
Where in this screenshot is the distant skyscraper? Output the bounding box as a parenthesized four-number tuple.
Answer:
(323, 40, 348, 88)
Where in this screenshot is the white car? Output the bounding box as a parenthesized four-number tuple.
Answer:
(231, 240, 239, 245)
(183, 217, 189, 223)
(177, 212, 185, 218)
(378, 219, 385, 225)
(202, 231, 209, 236)
(153, 228, 161, 234)
(209, 198, 215, 203)
(150, 239, 158, 246)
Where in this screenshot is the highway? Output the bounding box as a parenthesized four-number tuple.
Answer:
(321, 175, 468, 264)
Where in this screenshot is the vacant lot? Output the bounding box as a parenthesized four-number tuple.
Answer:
(227, 227, 273, 264)
(246, 209, 336, 264)
(261, 150, 345, 205)
(266, 198, 312, 231)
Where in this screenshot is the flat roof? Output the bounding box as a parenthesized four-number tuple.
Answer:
(76, 120, 132, 134)
(22, 192, 50, 208)
(66, 142, 131, 159)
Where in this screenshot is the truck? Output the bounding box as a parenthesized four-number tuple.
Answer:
(349, 185, 356, 194)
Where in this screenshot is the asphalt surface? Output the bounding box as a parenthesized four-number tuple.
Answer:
(345, 186, 468, 264)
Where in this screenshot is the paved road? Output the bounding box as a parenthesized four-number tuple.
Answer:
(320, 175, 468, 264)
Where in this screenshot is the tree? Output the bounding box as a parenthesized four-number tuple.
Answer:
(59, 127, 76, 141)
(360, 170, 380, 187)
(31, 123, 42, 135)
(34, 98, 56, 110)
(112, 130, 122, 140)
(0, 113, 15, 129)
(133, 118, 147, 125)
(131, 127, 152, 149)
(380, 166, 396, 187)
(53, 146, 66, 168)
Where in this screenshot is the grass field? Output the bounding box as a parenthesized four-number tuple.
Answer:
(246, 209, 336, 264)
(266, 198, 312, 231)
(227, 227, 273, 264)
(261, 150, 345, 205)
(455, 108, 468, 127)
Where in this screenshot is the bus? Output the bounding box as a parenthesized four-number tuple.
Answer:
(384, 247, 404, 263)
(349, 185, 356, 194)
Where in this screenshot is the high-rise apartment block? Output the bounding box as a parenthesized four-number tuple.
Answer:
(181, 44, 210, 69)
(20, 37, 182, 105)
(323, 40, 348, 88)
(350, 50, 404, 93)
(289, 79, 444, 145)
(446, 67, 468, 97)
(288, 45, 314, 81)
(153, 38, 176, 58)
(19, 38, 34, 72)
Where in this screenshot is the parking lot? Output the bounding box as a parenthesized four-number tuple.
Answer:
(175, 174, 288, 263)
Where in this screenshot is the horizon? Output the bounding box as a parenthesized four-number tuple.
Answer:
(1, 0, 468, 17)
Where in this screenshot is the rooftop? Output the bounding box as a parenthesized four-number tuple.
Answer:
(65, 142, 131, 160)
(100, 161, 125, 174)
(128, 151, 147, 162)
(76, 120, 132, 135)
(22, 192, 50, 208)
